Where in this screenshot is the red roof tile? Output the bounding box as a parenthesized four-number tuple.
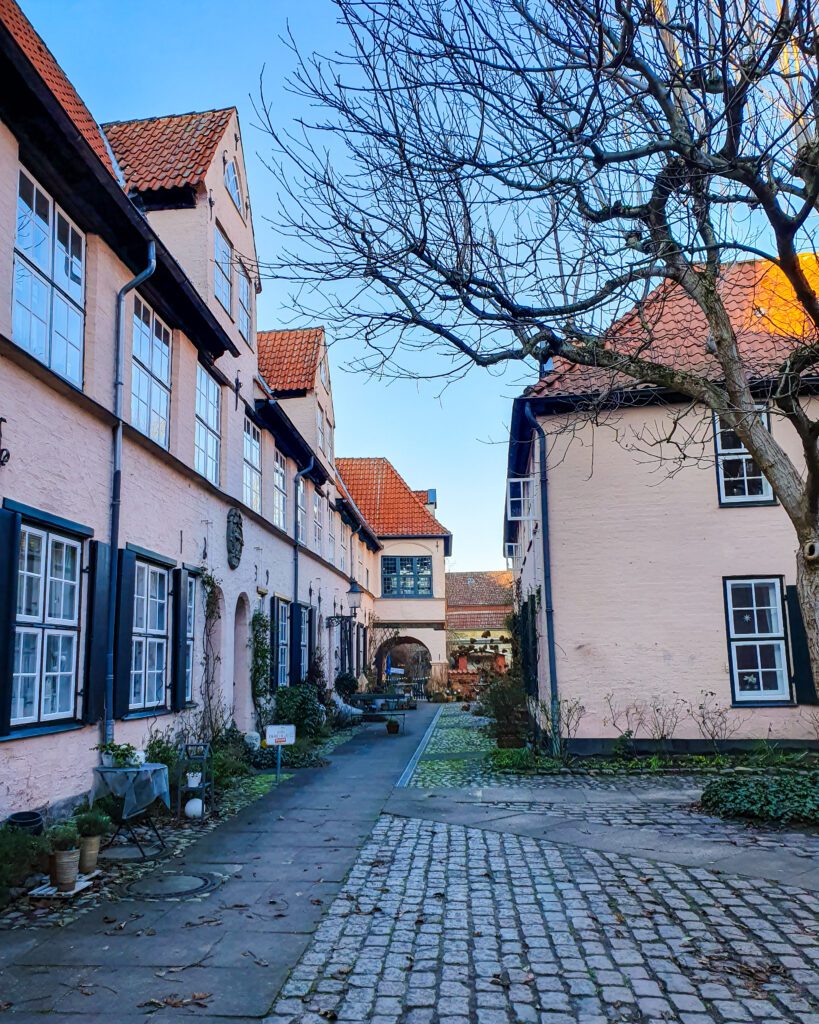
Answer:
(446, 571, 513, 608)
(448, 610, 511, 630)
(530, 257, 819, 399)
(336, 458, 450, 538)
(258, 328, 324, 393)
(102, 108, 234, 194)
(0, 0, 116, 177)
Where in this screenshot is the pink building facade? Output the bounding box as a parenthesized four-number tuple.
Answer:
(0, 1, 421, 817)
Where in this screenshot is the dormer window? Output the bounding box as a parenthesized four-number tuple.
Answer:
(225, 159, 242, 211)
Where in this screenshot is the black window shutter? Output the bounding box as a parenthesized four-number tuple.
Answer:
(0, 508, 22, 737)
(290, 603, 302, 686)
(170, 567, 189, 711)
(113, 549, 136, 718)
(83, 540, 111, 724)
(308, 607, 316, 665)
(786, 585, 818, 705)
(270, 597, 280, 691)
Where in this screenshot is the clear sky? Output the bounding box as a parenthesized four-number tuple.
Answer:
(20, 0, 536, 570)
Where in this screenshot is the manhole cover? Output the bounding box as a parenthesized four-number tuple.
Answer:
(126, 871, 220, 900)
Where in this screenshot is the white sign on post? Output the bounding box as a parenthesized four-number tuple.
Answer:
(266, 725, 296, 746)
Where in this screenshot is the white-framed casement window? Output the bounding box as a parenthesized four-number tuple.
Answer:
(313, 492, 323, 553)
(328, 511, 336, 566)
(225, 159, 242, 211)
(243, 418, 262, 513)
(714, 409, 774, 505)
(185, 575, 196, 704)
(340, 522, 348, 573)
(317, 408, 326, 453)
(131, 296, 171, 448)
(195, 365, 221, 485)
(300, 606, 310, 679)
(13, 168, 85, 386)
(724, 577, 790, 703)
(214, 225, 232, 313)
(274, 451, 287, 530)
(319, 355, 328, 389)
(296, 478, 307, 542)
(507, 477, 534, 520)
(130, 561, 169, 710)
(13, 525, 81, 725)
(277, 600, 290, 688)
(238, 267, 252, 342)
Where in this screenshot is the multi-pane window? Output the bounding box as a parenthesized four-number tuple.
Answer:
(724, 578, 790, 702)
(296, 478, 307, 542)
(131, 296, 171, 447)
(319, 356, 328, 388)
(340, 523, 348, 573)
(214, 226, 232, 312)
(243, 418, 262, 513)
(317, 408, 326, 453)
(328, 512, 336, 566)
(13, 526, 81, 725)
(274, 451, 287, 530)
(185, 576, 196, 703)
(238, 268, 252, 342)
(381, 555, 433, 597)
(195, 365, 221, 485)
(130, 562, 169, 710)
(313, 493, 323, 553)
(714, 411, 774, 504)
(300, 606, 310, 679)
(277, 601, 290, 688)
(358, 547, 364, 582)
(225, 159, 242, 210)
(14, 169, 85, 385)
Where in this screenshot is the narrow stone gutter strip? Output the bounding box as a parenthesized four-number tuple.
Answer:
(395, 704, 444, 788)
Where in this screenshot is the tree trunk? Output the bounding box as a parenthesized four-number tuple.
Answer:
(795, 544, 819, 701)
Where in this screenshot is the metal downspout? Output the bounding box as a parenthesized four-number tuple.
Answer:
(293, 457, 315, 679)
(104, 242, 156, 743)
(524, 401, 560, 757)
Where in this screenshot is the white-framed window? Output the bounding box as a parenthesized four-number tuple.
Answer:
(296, 478, 307, 542)
(130, 561, 169, 710)
(13, 525, 81, 725)
(131, 296, 171, 448)
(195, 365, 221, 485)
(317, 408, 326, 453)
(13, 168, 85, 386)
(277, 600, 290, 688)
(327, 419, 334, 462)
(274, 451, 287, 530)
(300, 606, 310, 679)
(714, 410, 774, 505)
(238, 266, 252, 342)
(724, 577, 790, 703)
(214, 225, 232, 313)
(507, 477, 534, 521)
(243, 418, 262, 513)
(357, 546, 364, 583)
(328, 511, 336, 566)
(340, 522, 348, 573)
(185, 575, 196, 704)
(225, 159, 242, 211)
(313, 492, 323, 552)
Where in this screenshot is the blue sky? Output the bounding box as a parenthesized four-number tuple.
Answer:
(20, 0, 535, 570)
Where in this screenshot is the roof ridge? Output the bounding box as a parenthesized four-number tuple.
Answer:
(101, 106, 236, 129)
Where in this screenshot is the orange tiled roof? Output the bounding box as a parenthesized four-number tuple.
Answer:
(448, 609, 511, 630)
(336, 458, 450, 539)
(0, 0, 117, 177)
(446, 571, 513, 608)
(257, 328, 324, 393)
(102, 108, 234, 194)
(530, 257, 819, 400)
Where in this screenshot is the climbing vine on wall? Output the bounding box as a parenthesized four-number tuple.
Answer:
(250, 608, 273, 729)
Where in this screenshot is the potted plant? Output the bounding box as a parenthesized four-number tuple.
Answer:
(386, 717, 400, 736)
(186, 770, 203, 788)
(74, 810, 111, 875)
(47, 822, 80, 893)
(93, 742, 138, 768)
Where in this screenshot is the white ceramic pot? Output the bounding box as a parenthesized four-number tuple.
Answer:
(186, 772, 203, 788)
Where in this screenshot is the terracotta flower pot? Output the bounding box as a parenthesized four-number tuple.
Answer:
(78, 835, 101, 875)
(51, 849, 80, 893)
(386, 720, 400, 735)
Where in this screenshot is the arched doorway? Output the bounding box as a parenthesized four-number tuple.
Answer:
(375, 635, 432, 694)
(232, 593, 252, 731)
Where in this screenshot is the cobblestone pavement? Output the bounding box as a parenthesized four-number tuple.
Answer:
(266, 815, 819, 1024)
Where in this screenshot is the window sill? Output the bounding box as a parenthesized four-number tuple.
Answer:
(0, 721, 85, 742)
(731, 699, 795, 709)
(121, 707, 172, 721)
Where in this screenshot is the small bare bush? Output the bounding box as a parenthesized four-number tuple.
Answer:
(603, 693, 646, 739)
(686, 691, 748, 749)
(646, 696, 685, 743)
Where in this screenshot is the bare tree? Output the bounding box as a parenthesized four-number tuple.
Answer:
(261, 0, 819, 694)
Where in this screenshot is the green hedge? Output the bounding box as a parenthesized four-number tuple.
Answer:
(700, 770, 819, 824)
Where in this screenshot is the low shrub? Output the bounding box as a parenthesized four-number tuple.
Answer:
(478, 671, 528, 747)
(335, 672, 358, 702)
(74, 810, 112, 838)
(47, 821, 80, 851)
(488, 747, 536, 772)
(274, 684, 326, 740)
(700, 770, 819, 824)
(0, 826, 49, 900)
(210, 724, 252, 790)
(144, 725, 180, 775)
(250, 738, 329, 770)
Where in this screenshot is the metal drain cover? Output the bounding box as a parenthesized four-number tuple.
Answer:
(126, 871, 220, 900)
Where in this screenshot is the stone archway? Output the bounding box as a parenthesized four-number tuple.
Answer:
(375, 635, 432, 692)
(232, 593, 252, 731)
